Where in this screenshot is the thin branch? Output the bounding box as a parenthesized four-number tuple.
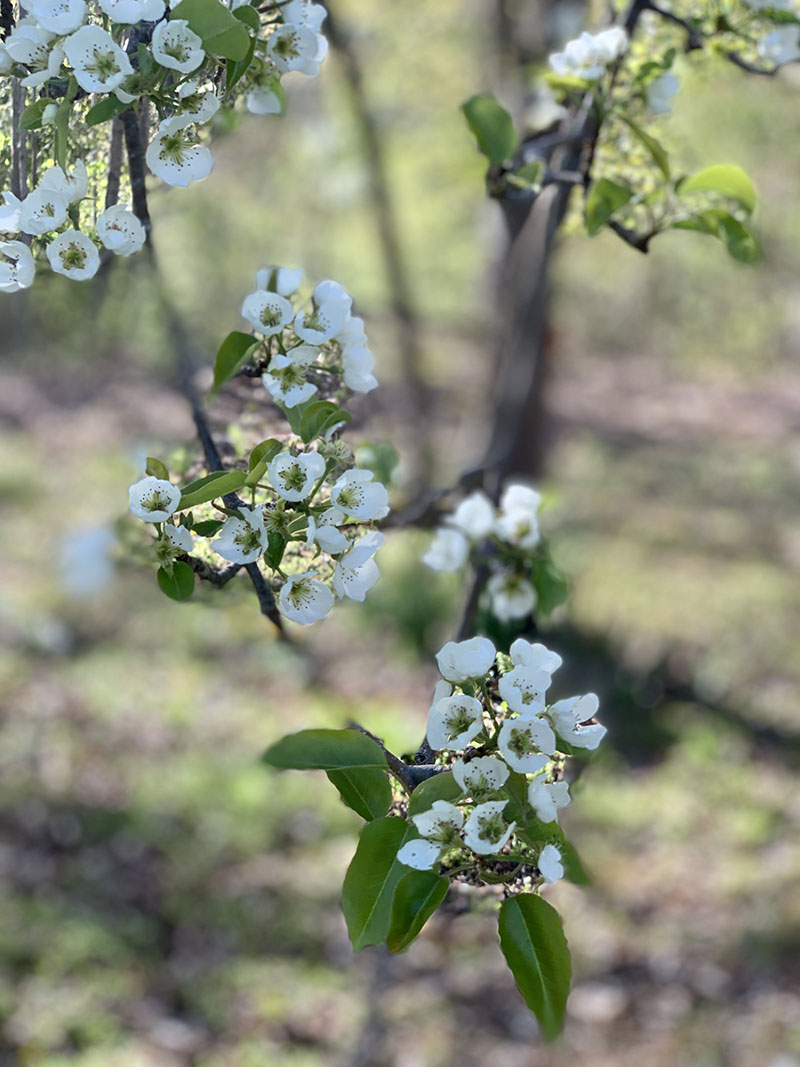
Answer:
(105, 117, 125, 209)
(121, 106, 152, 238)
(347, 722, 441, 792)
(185, 557, 243, 586)
(10, 80, 28, 201)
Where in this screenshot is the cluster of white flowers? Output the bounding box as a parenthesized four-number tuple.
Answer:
(127, 268, 386, 624)
(0, 0, 329, 289)
(423, 484, 543, 623)
(548, 26, 627, 82)
(245, 268, 378, 399)
(397, 635, 605, 884)
(757, 25, 800, 66)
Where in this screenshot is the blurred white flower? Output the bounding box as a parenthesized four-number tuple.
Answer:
(449, 491, 495, 540)
(435, 636, 496, 683)
(0, 240, 35, 293)
(96, 205, 146, 256)
(527, 778, 571, 823)
(538, 842, 564, 883)
(332, 530, 384, 600)
(646, 72, 679, 114)
(423, 527, 469, 572)
(487, 571, 537, 622)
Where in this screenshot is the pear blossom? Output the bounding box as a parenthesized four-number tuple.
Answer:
(449, 491, 495, 540)
(268, 449, 326, 502)
(758, 25, 800, 66)
(5, 20, 54, 70)
(0, 43, 11, 74)
(395, 839, 445, 871)
(528, 779, 571, 823)
(330, 468, 389, 520)
(262, 345, 319, 407)
(423, 527, 469, 572)
(495, 483, 541, 548)
(256, 266, 303, 296)
(129, 476, 181, 522)
(646, 72, 679, 114)
(212, 507, 268, 563)
(0, 193, 18, 235)
(306, 508, 348, 555)
(282, 0, 327, 31)
(498, 665, 551, 715)
(97, 0, 165, 21)
(267, 22, 325, 75)
(278, 570, 334, 623)
(167, 88, 220, 129)
(497, 715, 557, 773)
(336, 314, 366, 348)
(435, 636, 496, 684)
(165, 524, 194, 554)
(46, 230, 100, 281)
(332, 530, 384, 600)
(313, 280, 353, 310)
(19, 187, 68, 236)
(145, 127, 213, 187)
(152, 19, 204, 73)
(27, 0, 86, 36)
(0, 241, 35, 293)
(487, 571, 537, 622)
(246, 85, 282, 115)
(96, 205, 146, 256)
(242, 289, 295, 335)
(39, 161, 88, 205)
(538, 843, 564, 883)
(294, 290, 350, 344)
(342, 346, 378, 393)
(463, 800, 516, 856)
(509, 638, 562, 677)
(549, 26, 627, 82)
(59, 525, 116, 597)
(548, 693, 606, 750)
(426, 693, 484, 751)
(64, 25, 133, 93)
(452, 755, 509, 801)
(398, 800, 464, 869)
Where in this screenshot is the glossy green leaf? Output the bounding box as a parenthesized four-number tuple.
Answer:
(531, 552, 568, 616)
(262, 728, 388, 771)
(191, 519, 224, 537)
(407, 771, 462, 815)
(461, 94, 516, 166)
(226, 5, 260, 91)
(299, 401, 351, 444)
(387, 870, 449, 953)
(249, 438, 282, 469)
(681, 164, 757, 214)
(19, 99, 51, 131)
(156, 561, 195, 601)
(212, 330, 259, 392)
(619, 115, 670, 179)
(178, 470, 246, 509)
(175, 0, 250, 58)
(585, 178, 633, 236)
(145, 457, 169, 480)
(498, 894, 571, 1040)
(341, 817, 415, 949)
(263, 531, 286, 571)
(327, 767, 393, 821)
(86, 96, 130, 126)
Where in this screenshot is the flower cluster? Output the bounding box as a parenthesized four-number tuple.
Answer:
(127, 268, 387, 624)
(0, 0, 328, 289)
(397, 636, 605, 885)
(423, 484, 548, 623)
(548, 26, 627, 82)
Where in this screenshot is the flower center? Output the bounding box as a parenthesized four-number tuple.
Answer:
(507, 726, 534, 758)
(477, 812, 506, 845)
(143, 490, 172, 512)
(280, 464, 307, 492)
(233, 526, 262, 553)
(86, 48, 120, 83)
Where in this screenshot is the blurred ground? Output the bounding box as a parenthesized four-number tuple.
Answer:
(2, 0, 800, 1064)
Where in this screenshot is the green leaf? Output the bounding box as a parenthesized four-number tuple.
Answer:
(263, 531, 286, 571)
(619, 115, 670, 180)
(249, 438, 283, 469)
(172, 0, 251, 58)
(212, 331, 259, 393)
(191, 519, 224, 537)
(146, 457, 169, 480)
(326, 767, 393, 821)
(86, 96, 130, 127)
(672, 210, 759, 263)
(353, 441, 399, 487)
(341, 816, 415, 950)
(531, 551, 568, 616)
(299, 401, 352, 444)
(178, 470, 246, 509)
(407, 772, 462, 815)
(585, 178, 633, 237)
(19, 99, 50, 131)
(387, 870, 449, 953)
(461, 94, 516, 166)
(262, 728, 388, 771)
(498, 894, 571, 1040)
(680, 164, 757, 214)
(157, 561, 195, 601)
(514, 817, 591, 886)
(232, 2, 259, 30)
(226, 5, 260, 92)
(278, 398, 313, 436)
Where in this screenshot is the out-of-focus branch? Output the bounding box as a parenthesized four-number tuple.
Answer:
(325, 4, 433, 491)
(11, 80, 28, 200)
(122, 106, 151, 238)
(105, 117, 125, 209)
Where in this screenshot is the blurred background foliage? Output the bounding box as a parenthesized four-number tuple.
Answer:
(2, 0, 800, 1063)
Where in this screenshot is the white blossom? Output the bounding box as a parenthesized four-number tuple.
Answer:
(246, 85, 282, 114)
(463, 800, 516, 855)
(330, 468, 389, 520)
(426, 693, 484, 751)
(449, 491, 495, 540)
(342, 345, 378, 393)
(758, 25, 800, 66)
(411, 800, 464, 841)
(28, 0, 86, 36)
(262, 345, 318, 408)
(242, 289, 295, 335)
(268, 450, 326, 502)
(20, 40, 64, 87)
(145, 127, 213, 187)
(5, 20, 54, 70)
(0, 42, 11, 74)
(279, 570, 334, 623)
(64, 25, 133, 93)
(0, 240, 35, 293)
(59, 524, 116, 598)
(332, 530, 384, 601)
(527, 779, 571, 823)
(305, 508, 348, 555)
(96, 205, 146, 256)
(487, 571, 537, 622)
(129, 476, 181, 522)
(0, 193, 21, 235)
(39, 161, 88, 205)
(97, 0, 165, 21)
(548, 693, 606, 750)
(509, 638, 562, 677)
(538, 843, 564, 883)
(495, 483, 541, 548)
(211, 506, 268, 564)
(646, 72, 679, 114)
(452, 755, 509, 801)
(152, 19, 204, 73)
(46, 230, 100, 281)
(294, 290, 350, 344)
(396, 839, 444, 871)
(423, 527, 469, 572)
(498, 665, 551, 716)
(165, 524, 194, 553)
(256, 266, 303, 296)
(19, 186, 68, 236)
(435, 636, 496, 684)
(267, 22, 326, 75)
(549, 26, 627, 81)
(281, 0, 327, 31)
(497, 715, 557, 773)
(168, 88, 220, 129)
